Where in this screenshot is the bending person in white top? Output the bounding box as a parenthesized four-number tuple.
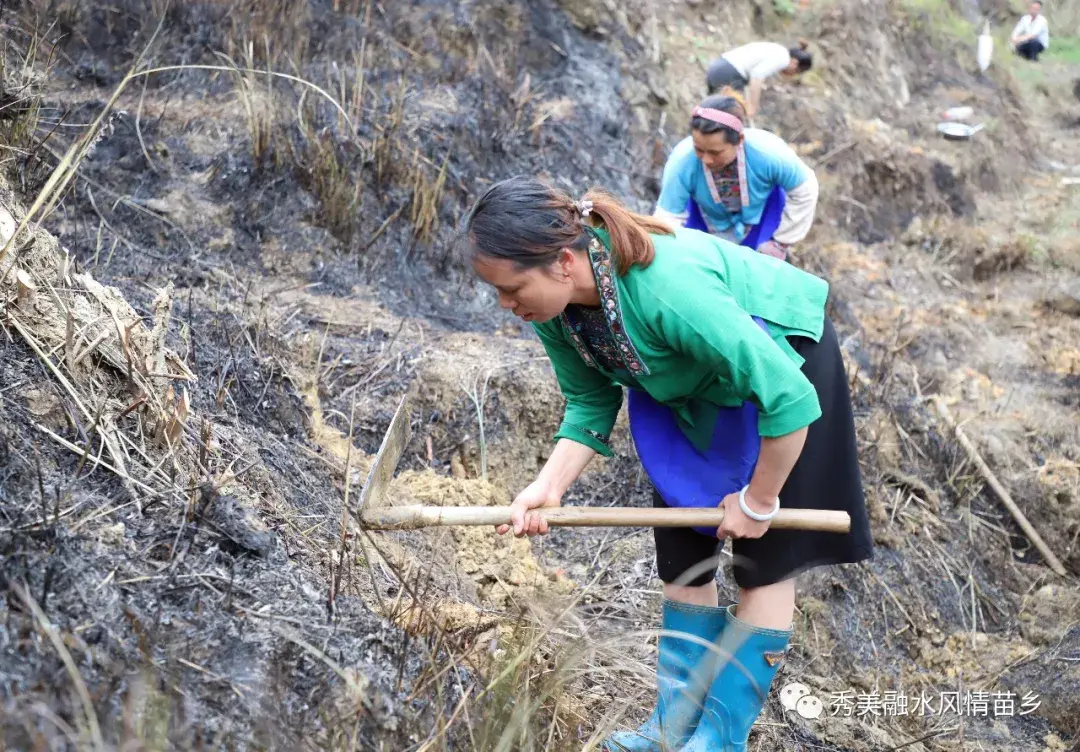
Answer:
(1011, 1, 1050, 61)
(706, 41, 813, 118)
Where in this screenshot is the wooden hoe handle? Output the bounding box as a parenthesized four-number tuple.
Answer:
(359, 505, 851, 533)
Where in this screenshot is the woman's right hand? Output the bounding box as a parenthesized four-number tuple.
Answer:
(497, 480, 561, 538)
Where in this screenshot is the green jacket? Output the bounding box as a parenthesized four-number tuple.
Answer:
(532, 226, 830, 457)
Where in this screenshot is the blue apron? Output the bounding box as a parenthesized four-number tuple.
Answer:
(628, 318, 768, 537)
(684, 185, 786, 250)
(630, 188, 787, 537)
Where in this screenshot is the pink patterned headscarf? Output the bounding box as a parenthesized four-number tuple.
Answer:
(692, 106, 749, 210)
(692, 106, 744, 133)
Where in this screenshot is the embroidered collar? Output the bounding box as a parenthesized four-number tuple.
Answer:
(703, 146, 750, 211)
(559, 231, 650, 376)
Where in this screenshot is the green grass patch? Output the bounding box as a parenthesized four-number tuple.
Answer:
(899, 0, 975, 41)
(996, 33, 1079, 91)
(1043, 35, 1080, 64)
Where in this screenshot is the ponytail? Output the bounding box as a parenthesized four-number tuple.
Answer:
(463, 176, 673, 278)
(582, 188, 674, 276)
(715, 86, 749, 120)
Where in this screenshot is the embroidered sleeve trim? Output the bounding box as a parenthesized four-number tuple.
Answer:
(581, 427, 611, 446)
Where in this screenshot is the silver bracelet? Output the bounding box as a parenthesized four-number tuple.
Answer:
(739, 485, 780, 521)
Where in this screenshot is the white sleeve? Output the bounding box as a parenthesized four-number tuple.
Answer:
(654, 205, 688, 227)
(1011, 18, 1027, 37)
(746, 45, 791, 79)
(772, 171, 818, 245)
(1036, 17, 1049, 45)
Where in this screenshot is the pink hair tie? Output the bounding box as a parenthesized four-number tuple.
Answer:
(692, 106, 744, 133)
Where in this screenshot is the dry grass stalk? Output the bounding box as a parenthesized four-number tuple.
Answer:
(294, 125, 363, 242)
(218, 41, 280, 167)
(154, 384, 190, 449)
(330, 392, 359, 617)
(64, 307, 74, 371)
(225, 0, 311, 67)
(410, 149, 450, 243)
(146, 282, 173, 380)
(132, 62, 356, 132)
(331, 44, 368, 134)
(13, 582, 105, 752)
(331, 0, 366, 14)
(31, 422, 157, 496)
(0, 25, 59, 191)
(411, 568, 629, 750)
(932, 397, 1067, 576)
(374, 76, 408, 185)
(361, 204, 404, 251)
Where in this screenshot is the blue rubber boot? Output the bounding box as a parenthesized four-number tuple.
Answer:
(678, 605, 792, 752)
(602, 600, 729, 751)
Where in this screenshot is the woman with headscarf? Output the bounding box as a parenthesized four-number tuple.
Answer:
(461, 175, 872, 751)
(654, 92, 819, 263)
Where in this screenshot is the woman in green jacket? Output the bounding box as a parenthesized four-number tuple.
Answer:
(463, 176, 872, 751)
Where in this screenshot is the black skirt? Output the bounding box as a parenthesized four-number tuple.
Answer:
(652, 316, 874, 589)
(706, 58, 749, 95)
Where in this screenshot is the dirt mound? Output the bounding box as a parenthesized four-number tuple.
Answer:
(413, 332, 569, 492)
(834, 118, 981, 243)
(388, 471, 576, 611)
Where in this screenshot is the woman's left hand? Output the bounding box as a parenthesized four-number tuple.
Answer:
(756, 239, 790, 261)
(717, 489, 774, 539)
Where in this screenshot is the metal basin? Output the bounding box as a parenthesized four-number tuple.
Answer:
(937, 121, 985, 140)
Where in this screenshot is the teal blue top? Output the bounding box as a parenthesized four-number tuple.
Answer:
(657, 130, 813, 239)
